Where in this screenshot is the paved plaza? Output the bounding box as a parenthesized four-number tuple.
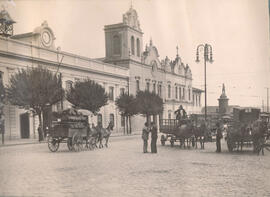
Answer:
(0, 135, 269, 197)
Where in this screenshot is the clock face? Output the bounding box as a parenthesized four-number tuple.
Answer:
(41, 30, 52, 47)
(42, 32, 50, 44)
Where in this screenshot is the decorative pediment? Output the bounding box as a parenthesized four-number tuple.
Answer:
(142, 39, 162, 68)
(178, 62, 185, 75)
(122, 7, 141, 31)
(185, 64, 192, 78)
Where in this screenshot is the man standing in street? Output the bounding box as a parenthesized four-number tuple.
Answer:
(142, 122, 149, 153)
(150, 122, 158, 153)
(38, 125, 43, 142)
(216, 122, 222, 153)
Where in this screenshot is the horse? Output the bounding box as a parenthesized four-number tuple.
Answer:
(86, 126, 100, 149)
(227, 122, 252, 151)
(97, 123, 113, 148)
(193, 121, 209, 149)
(174, 120, 194, 149)
(251, 120, 268, 155)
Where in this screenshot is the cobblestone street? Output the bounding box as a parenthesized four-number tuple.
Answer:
(0, 135, 269, 197)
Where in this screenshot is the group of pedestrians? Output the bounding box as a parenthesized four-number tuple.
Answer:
(142, 121, 158, 153)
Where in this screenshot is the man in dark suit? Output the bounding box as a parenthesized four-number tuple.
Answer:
(142, 122, 150, 153)
(150, 122, 158, 153)
(216, 122, 222, 153)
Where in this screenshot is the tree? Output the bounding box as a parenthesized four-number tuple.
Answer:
(135, 90, 163, 126)
(5, 66, 64, 139)
(66, 79, 108, 115)
(115, 93, 137, 134)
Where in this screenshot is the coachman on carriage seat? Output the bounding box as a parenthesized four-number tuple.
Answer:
(175, 105, 187, 126)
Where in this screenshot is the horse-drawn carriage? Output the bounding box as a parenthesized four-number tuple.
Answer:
(47, 108, 92, 152)
(226, 107, 269, 153)
(159, 114, 211, 149)
(47, 108, 112, 152)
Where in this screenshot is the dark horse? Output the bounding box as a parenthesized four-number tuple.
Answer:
(193, 121, 209, 149)
(175, 120, 194, 148)
(252, 120, 268, 155)
(97, 122, 114, 148)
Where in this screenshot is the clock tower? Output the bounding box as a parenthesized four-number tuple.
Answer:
(34, 21, 56, 49)
(11, 21, 56, 50)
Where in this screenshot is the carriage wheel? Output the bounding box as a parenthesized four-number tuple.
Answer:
(161, 135, 166, 146)
(170, 139, 174, 147)
(227, 139, 234, 152)
(87, 137, 96, 150)
(161, 140, 165, 146)
(72, 133, 83, 152)
(48, 136, 60, 152)
(67, 138, 73, 151)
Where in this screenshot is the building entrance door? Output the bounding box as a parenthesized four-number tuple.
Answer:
(20, 113, 29, 138)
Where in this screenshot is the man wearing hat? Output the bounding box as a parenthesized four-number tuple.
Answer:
(216, 122, 222, 152)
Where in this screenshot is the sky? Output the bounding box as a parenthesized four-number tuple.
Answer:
(1, 0, 270, 108)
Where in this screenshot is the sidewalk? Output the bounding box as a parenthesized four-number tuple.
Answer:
(0, 131, 141, 147)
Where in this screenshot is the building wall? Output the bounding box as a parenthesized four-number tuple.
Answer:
(0, 35, 129, 140)
(0, 7, 203, 139)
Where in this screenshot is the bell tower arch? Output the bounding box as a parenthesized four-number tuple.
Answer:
(104, 6, 143, 65)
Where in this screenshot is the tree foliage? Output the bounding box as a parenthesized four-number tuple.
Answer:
(0, 77, 5, 108)
(66, 79, 108, 114)
(115, 93, 137, 116)
(5, 66, 64, 115)
(5, 66, 64, 140)
(135, 90, 163, 116)
(115, 93, 137, 134)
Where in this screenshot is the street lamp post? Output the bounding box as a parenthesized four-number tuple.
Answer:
(196, 44, 213, 121)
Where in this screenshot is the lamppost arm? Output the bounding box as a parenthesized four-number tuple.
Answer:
(195, 43, 214, 121)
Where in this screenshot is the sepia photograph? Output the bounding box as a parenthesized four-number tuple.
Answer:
(0, 0, 269, 196)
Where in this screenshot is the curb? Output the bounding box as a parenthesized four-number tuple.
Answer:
(0, 133, 141, 147)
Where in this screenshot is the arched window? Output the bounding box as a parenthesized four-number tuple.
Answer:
(153, 83, 156, 93)
(168, 85, 171, 98)
(109, 86, 114, 101)
(65, 80, 73, 91)
(179, 87, 181, 100)
(158, 85, 162, 97)
(136, 38, 140, 57)
(175, 87, 178, 99)
(109, 113, 114, 127)
(188, 89, 191, 101)
(131, 36, 135, 55)
(146, 82, 150, 91)
(113, 35, 121, 55)
(120, 88, 125, 95)
(136, 80, 140, 92)
(97, 114, 102, 127)
(168, 111, 172, 119)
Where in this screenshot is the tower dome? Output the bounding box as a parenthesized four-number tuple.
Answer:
(0, 8, 15, 37)
(218, 84, 229, 115)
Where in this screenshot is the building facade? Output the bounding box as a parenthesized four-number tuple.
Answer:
(0, 7, 202, 140)
(103, 7, 203, 132)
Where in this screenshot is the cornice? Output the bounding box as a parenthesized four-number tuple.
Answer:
(0, 50, 129, 81)
(0, 37, 128, 71)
